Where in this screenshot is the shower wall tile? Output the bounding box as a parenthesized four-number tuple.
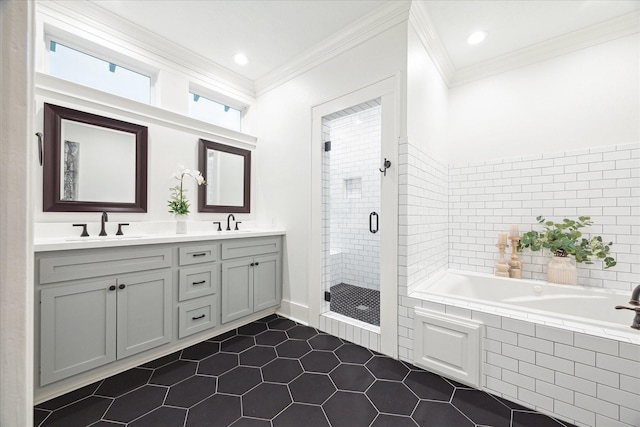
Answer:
(448, 143, 640, 292)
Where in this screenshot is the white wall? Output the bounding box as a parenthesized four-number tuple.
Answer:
(0, 1, 34, 426)
(406, 23, 449, 161)
(447, 35, 640, 163)
(254, 23, 408, 318)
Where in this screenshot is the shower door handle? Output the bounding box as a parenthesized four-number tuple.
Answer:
(369, 212, 379, 234)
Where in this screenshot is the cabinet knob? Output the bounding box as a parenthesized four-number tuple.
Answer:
(254, 262, 259, 266)
(118, 284, 126, 290)
(109, 285, 116, 291)
(250, 262, 255, 267)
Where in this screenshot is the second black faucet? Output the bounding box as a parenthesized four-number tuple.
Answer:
(99, 212, 108, 236)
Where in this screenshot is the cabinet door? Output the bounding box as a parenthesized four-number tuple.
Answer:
(116, 271, 172, 359)
(221, 259, 253, 324)
(40, 279, 116, 386)
(253, 254, 282, 312)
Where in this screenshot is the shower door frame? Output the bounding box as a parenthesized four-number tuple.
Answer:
(309, 75, 399, 358)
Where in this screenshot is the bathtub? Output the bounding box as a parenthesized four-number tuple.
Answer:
(408, 270, 640, 427)
(410, 269, 638, 341)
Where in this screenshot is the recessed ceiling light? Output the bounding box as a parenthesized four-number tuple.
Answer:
(234, 53, 248, 65)
(467, 31, 487, 45)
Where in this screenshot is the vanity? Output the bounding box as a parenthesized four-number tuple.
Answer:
(34, 231, 284, 403)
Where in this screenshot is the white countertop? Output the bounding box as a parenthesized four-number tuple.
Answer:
(34, 229, 286, 252)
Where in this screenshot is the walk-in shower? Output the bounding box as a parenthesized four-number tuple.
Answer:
(322, 98, 381, 326)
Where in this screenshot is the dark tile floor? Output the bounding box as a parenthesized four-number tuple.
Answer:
(35, 314, 576, 427)
(330, 283, 380, 326)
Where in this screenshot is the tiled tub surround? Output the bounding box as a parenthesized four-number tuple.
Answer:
(409, 294, 640, 427)
(397, 141, 640, 427)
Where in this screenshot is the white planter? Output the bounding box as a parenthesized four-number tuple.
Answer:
(175, 215, 188, 234)
(547, 256, 577, 285)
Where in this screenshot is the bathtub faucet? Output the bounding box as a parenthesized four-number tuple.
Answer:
(630, 284, 640, 306)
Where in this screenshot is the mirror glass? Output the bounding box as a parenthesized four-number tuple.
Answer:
(60, 119, 136, 203)
(199, 139, 250, 213)
(43, 103, 148, 212)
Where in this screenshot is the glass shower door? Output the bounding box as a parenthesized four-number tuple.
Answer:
(322, 99, 382, 326)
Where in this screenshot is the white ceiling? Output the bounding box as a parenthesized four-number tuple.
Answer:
(90, 0, 639, 82)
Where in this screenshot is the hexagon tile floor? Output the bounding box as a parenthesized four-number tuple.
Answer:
(35, 314, 577, 427)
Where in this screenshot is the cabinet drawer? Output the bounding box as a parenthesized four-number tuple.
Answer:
(178, 296, 218, 338)
(179, 265, 218, 301)
(39, 248, 172, 284)
(179, 244, 217, 266)
(221, 237, 281, 260)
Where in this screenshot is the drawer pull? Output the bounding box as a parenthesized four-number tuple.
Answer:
(192, 253, 207, 257)
(192, 280, 206, 285)
(192, 314, 206, 320)
(118, 284, 126, 290)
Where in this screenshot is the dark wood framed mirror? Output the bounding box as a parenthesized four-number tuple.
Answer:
(43, 103, 148, 212)
(198, 139, 251, 213)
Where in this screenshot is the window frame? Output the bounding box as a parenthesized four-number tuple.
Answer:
(44, 33, 158, 105)
(188, 83, 248, 132)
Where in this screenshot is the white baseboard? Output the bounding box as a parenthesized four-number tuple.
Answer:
(277, 299, 309, 325)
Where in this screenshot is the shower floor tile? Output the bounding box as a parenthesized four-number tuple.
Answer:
(330, 282, 380, 326)
(35, 315, 577, 427)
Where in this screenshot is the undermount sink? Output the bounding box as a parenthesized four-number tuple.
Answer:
(64, 235, 144, 242)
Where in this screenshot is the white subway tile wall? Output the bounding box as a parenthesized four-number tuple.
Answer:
(398, 140, 449, 296)
(449, 143, 640, 292)
(398, 141, 640, 427)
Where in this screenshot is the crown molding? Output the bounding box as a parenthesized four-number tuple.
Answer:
(255, 1, 412, 96)
(451, 10, 640, 87)
(408, 0, 454, 87)
(37, 1, 256, 102)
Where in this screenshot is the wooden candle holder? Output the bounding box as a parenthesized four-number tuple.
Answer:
(495, 243, 510, 277)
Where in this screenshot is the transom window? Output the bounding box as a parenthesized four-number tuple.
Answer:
(188, 92, 242, 132)
(48, 40, 151, 104)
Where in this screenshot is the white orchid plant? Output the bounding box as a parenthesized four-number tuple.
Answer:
(168, 165, 205, 215)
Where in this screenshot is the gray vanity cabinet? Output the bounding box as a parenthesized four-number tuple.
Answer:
(35, 234, 283, 397)
(40, 279, 117, 385)
(220, 238, 282, 324)
(39, 271, 171, 385)
(177, 244, 219, 338)
(116, 271, 172, 358)
(37, 248, 173, 386)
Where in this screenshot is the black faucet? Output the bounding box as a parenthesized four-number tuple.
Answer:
(226, 214, 235, 231)
(99, 212, 108, 236)
(614, 284, 640, 330)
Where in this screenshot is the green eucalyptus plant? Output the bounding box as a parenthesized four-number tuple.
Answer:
(518, 216, 616, 268)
